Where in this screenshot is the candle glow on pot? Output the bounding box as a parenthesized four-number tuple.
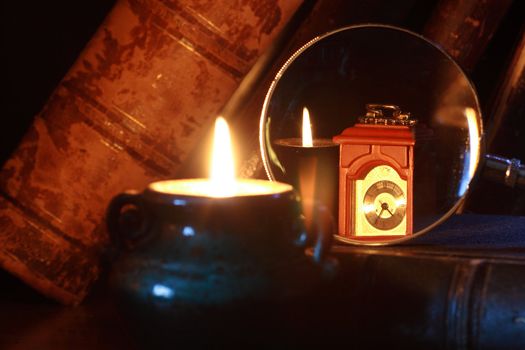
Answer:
(302, 107, 313, 147)
(149, 117, 292, 197)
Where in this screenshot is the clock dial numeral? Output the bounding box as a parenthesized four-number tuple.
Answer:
(363, 180, 406, 230)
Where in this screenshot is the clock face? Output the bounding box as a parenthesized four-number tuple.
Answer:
(363, 180, 407, 230)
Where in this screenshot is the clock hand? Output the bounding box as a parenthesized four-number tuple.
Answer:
(379, 201, 395, 217)
(375, 208, 385, 224)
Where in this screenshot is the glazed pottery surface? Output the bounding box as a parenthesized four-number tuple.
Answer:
(106, 183, 333, 346)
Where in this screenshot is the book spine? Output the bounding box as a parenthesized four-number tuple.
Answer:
(0, 0, 303, 304)
(423, 0, 512, 72)
(329, 248, 525, 349)
(485, 27, 525, 156)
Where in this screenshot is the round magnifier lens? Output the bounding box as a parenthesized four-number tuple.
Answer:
(259, 24, 483, 245)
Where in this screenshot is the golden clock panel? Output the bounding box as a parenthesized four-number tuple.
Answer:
(355, 165, 407, 236)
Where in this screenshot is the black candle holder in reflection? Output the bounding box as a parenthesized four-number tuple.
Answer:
(273, 138, 339, 232)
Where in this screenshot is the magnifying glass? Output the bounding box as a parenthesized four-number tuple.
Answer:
(259, 24, 486, 245)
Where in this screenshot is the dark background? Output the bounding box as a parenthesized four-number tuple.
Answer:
(1, 1, 116, 163)
(1, 0, 524, 213)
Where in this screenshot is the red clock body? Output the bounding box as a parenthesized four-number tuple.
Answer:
(333, 122, 415, 241)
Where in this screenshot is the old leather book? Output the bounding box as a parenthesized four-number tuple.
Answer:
(0, 0, 302, 305)
(423, 0, 512, 72)
(325, 214, 525, 349)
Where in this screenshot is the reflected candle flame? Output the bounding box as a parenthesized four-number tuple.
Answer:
(152, 284, 175, 299)
(465, 107, 480, 179)
(458, 107, 481, 196)
(210, 116, 236, 197)
(363, 204, 376, 214)
(396, 198, 407, 207)
(302, 107, 313, 147)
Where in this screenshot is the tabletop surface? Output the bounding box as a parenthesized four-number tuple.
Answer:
(1, 214, 524, 349)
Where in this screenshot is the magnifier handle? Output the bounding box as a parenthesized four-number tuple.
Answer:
(483, 154, 525, 189)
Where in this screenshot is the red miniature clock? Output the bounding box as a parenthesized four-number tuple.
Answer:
(333, 104, 417, 241)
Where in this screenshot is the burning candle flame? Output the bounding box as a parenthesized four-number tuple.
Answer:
(210, 116, 236, 197)
(302, 107, 313, 147)
(149, 116, 292, 197)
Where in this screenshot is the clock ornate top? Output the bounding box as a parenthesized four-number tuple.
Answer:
(358, 104, 417, 127)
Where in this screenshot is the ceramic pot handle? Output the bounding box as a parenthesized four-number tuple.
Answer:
(106, 191, 151, 255)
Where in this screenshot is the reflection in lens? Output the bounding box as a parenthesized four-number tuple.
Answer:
(302, 107, 314, 147)
(259, 25, 483, 245)
(467, 108, 481, 184)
